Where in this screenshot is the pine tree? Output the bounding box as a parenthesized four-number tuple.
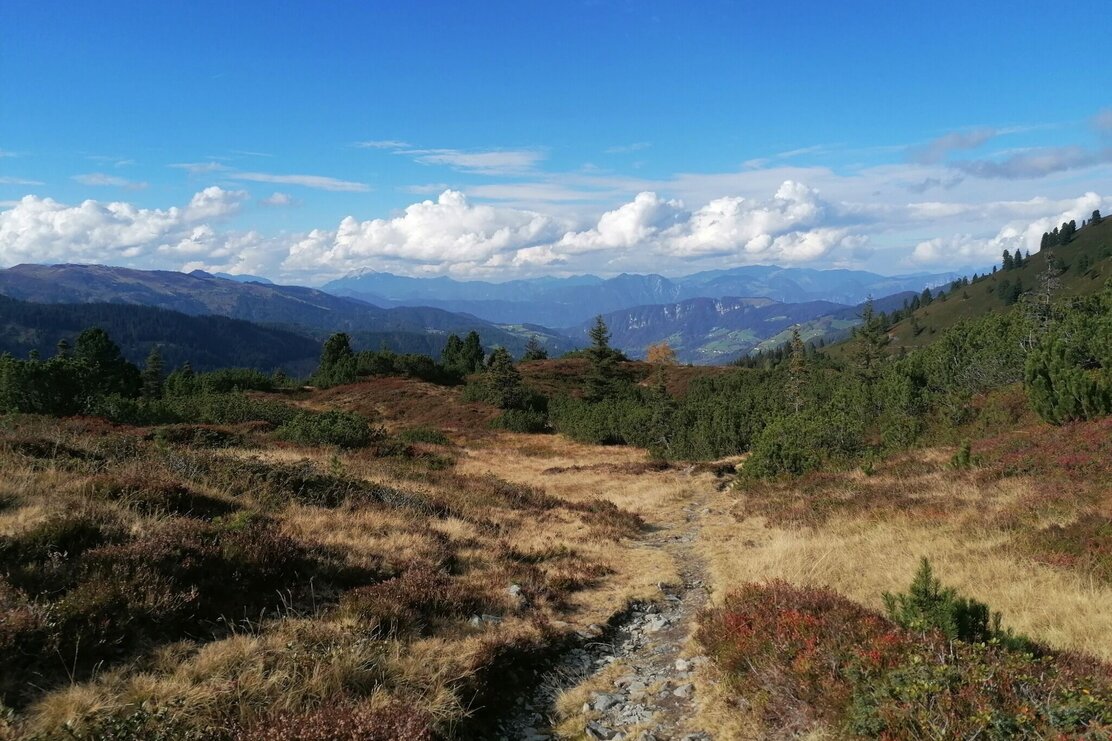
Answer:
(521, 335, 548, 361)
(854, 298, 889, 411)
(485, 346, 525, 409)
(1092, 209, 1103, 225)
(314, 332, 357, 387)
(74, 327, 141, 398)
(1002, 249, 1014, 270)
(461, 331, 484, 373)
(141, 345, 164, 399)
(584, 316, 617, 403)
(787, 327, 807, 414)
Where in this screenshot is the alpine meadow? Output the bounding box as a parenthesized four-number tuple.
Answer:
(1, 2, 1111, 740)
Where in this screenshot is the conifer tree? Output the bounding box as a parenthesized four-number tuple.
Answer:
(486, 346, 525, 409)
(521, 335, 548, 361)
(787, 327, 807, 414)
(584, 315, 617, 403)
(141, 345, 164, 399)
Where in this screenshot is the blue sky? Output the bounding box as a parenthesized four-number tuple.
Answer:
(2, 0, 1110, 282)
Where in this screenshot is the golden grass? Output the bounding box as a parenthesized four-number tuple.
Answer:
(702, 460, 1112, 662)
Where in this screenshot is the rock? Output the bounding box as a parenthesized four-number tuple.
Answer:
(673, 682, 694, 698)
(592, 692, 621, 712)
(586, 721, 615, 740)
(614, 674, 637, 688)
(674, 658, 692, 672)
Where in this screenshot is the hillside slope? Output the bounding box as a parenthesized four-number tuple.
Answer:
(0, 294, 321, 372)
(0, 264, 573, 357)
(887, 217, 1112, 351)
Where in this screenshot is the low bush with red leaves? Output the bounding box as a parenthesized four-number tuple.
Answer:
(698, 581, 1112, 738)
(236, 702, 433, 741)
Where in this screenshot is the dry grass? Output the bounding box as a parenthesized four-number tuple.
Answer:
(702, 443, 1112, 662)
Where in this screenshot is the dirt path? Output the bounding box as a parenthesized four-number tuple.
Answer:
(494, 480, 716, 741)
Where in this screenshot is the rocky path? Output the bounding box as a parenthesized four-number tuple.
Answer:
(495, 489, 715, 741)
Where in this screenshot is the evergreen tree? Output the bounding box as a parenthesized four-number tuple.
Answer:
(521, 335, 548, 361)
(854, 298, 889, 411)
(1001, 249, 1014, 270)
(584, 316, 617, 403)
(1092, 209, 1103, 225)
(74, 327, 141, 398)
(787, 327, 808, 414)
(440, 334, 464, 369)
(313, 332, 357, 387)
(486, 346, 525, 409)
(460, 329, 482, 371)
(141, 345, 165, 399)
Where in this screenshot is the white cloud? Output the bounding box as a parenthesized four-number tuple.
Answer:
(283, 189, 565, 275)
(72, 172, 148, 190)
(910, 191, 1107, 266)
(400, 148, 546, 175)
(0, 187, 248, 268)
(0, 150, 18, 158)
(259, 191, 296, 207)
(228, 171, 369, 192)
(282, 181, 869, 279)
(554, 181, 852, 263)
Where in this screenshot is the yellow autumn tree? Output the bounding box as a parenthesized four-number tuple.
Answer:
(645, 341, 677, 365)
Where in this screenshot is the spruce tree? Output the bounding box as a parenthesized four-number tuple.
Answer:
(787, 327, 807, 414)
(584, 316, 617, 403)
(486, 346, 524, 409)
(141, 345, 164, 399)
(521, 335, 548, 361)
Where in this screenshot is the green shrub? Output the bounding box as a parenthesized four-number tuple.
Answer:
(699, 580, 1111, 738)
(397, 426, 451, 445)
(491, 409, 548, 434)
(742, 414, 822, 477)
(278, 410, 379, 449)
(882, 558, 999, 644)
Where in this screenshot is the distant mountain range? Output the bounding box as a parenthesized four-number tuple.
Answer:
(0, 262, 960, 367)
(0, 264, 574, 358)
(322, 265, 958, 326)
(569, 292, 915, 363)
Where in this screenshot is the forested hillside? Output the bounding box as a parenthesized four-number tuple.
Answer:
(0, 295, 320, 372)
(0, 264, 572, 358)
(886, 213, 1111, 351)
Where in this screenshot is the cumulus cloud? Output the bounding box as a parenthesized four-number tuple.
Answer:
(952, 146, 1112, 179)
(72, 173, 148, 190)
(910, 191, 1107, 266)
(908, 128, 997, 164)
(0, 186, 249, 268)
(554, 181, 856, 263)
(284, 190, 565, 275)
(259, 191, 296, 207)
(282, 181, 868, 278)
